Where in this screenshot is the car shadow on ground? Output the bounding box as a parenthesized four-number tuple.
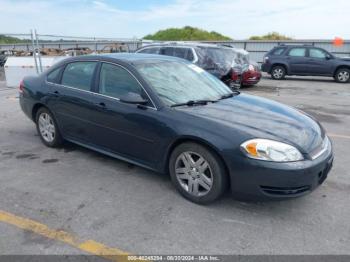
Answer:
(261, 74, 336, 83)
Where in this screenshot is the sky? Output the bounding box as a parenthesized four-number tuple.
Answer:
(0, 0, 349, 39)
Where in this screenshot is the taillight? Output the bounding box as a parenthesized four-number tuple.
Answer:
(19, 80, 25, 94)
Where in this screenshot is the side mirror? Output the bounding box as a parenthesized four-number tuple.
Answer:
(120, 92, 148, 105)
(326, 54, 332, 60)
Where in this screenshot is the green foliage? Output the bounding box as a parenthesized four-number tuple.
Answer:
(0, 35, 30, 44)
(249, 32, 292, 40)
(143, 26, 231, 41)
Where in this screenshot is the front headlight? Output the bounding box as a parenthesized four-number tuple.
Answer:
(240, 139, 304, 162)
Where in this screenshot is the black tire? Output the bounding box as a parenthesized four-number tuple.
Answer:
(334, 68, 350, 83)
(169, 142, 228, 204)
(35, 107, 63, 147)
(271, 65, 286, 80)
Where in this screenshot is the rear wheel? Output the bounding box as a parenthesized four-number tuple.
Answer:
(334, 68, 350, 83)
(35, 107, 63, 147)
(169, 142, 228, 204)
(271, 65, 286, 80)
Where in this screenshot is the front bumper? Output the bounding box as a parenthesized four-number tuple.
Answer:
(226, 145, 334, 201)
(261, 63, 270, 73)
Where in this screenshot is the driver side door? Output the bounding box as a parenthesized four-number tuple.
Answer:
(88, 62, 164, 168)
(307, 48, 333, 75)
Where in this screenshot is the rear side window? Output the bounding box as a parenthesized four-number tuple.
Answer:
(288, 48, 306, 57)
(61, 62, 97, 91)
(99, 63, 142, 99)
(173, 48, 187, 59)
(272, 47, 286, 55)
(138, 47, 160, 54)
(47, 67, 61, 83)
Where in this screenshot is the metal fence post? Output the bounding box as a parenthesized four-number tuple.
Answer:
(30, 30, 39, 74)
(34, 30, 43, 73)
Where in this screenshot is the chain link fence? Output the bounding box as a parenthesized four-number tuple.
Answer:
(1, 30, 349, 79)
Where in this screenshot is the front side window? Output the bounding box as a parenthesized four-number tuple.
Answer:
(136, 61, 231, 106)
(173, 48, 188, 59)
(309, 48, 327, 59)
(288, 48, 306, 57)
(61, 62, 97, 91)
(99, 63, 142, 99)
(272, 47, 286, 55)
(161, 47, 175, 56)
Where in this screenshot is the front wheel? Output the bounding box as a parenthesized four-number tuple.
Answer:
(271, 65, 286, 80)
(36, 107, 63, 147)
(334, 68, 350, 83)
(169, 143, 228, 204)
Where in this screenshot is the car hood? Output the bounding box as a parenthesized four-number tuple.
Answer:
(179, 94, 324, 154)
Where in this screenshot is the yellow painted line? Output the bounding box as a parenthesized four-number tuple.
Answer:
(0, 210, 131, 262)
(328, 133, 350, 139)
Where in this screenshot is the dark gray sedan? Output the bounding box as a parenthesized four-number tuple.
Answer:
(19, 54, 333, 204)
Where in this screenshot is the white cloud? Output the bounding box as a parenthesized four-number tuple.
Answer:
(0, 0, 349, 39)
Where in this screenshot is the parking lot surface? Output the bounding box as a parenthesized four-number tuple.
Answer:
(0, 71, 350, 256)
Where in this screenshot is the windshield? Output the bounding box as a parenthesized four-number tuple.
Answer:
(135, 61, 232, 106)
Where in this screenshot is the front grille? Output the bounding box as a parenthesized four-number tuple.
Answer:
(260, 185, 311, 196)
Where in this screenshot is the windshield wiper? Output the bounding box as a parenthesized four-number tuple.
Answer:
(171, 99, 216, 107)
(219, 91, 240, 100)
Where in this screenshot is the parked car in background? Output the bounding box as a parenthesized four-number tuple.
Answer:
(19, 54, 333, 204)
(0, 51, 8, 67)
(262, 45, 350, 83)
(136, 43, 243, 89)
(232, 48, 261, 86)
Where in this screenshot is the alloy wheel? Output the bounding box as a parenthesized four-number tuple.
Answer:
(338, 71, 350, 82)
(272, 68, 284, 79)
(38, 113, 56, 143)
(175, 152, 213, 197)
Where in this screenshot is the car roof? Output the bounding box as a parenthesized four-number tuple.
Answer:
(138, 42, 234, 50)
(63, 53, 187, 65)
(275, 44, 315, 48)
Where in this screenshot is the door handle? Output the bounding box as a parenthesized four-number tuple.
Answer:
(52, 90, 60, 96)
(96, 102, 106, 108)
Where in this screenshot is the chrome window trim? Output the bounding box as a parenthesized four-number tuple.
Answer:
(45, 60, 158, 110)
(191, 47, 199, 63)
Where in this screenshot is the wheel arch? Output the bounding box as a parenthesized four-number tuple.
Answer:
(270, 63, 288, 74)
(31, 103, 47, 121)
(333, 65, 350, 77)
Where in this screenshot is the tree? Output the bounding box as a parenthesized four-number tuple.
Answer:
(0, 35, 30, 44)
(249, 32, 292, 40)
(143, 26, 231, 41)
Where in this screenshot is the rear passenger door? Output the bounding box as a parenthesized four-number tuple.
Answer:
(287, 47, 309, 74)
(47, 61, 99, 142)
